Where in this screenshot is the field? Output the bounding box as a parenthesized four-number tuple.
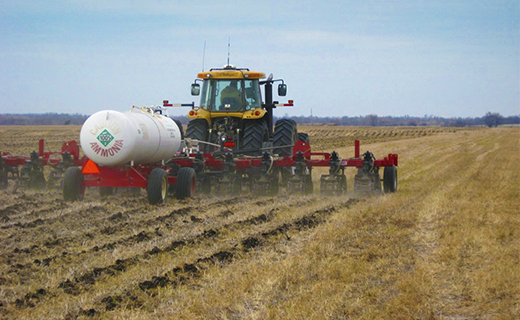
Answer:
(0, 125, 518, 319)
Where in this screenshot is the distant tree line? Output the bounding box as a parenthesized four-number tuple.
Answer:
(0, 113, 88, 125)
(0, 112, 518, 127)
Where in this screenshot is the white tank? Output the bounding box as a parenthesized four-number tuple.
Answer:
(80, 107, 182, 166)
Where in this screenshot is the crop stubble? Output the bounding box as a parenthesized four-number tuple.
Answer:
(0, 125, 518, 319)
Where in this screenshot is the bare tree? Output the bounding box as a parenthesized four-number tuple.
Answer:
(484, 112, 502, 127)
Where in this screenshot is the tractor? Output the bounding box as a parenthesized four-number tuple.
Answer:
(179, 65, 302, 157)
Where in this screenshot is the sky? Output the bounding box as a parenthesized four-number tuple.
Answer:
(0, 0, 518, 118)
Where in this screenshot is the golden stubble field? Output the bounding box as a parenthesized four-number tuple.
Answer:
(0, 125, 518, 319)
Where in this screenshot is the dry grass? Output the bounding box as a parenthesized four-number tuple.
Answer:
(0, 125, 518, 319)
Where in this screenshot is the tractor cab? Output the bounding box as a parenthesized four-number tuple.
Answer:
(191, 66, 265, 112)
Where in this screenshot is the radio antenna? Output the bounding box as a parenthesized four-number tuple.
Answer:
(227, 37, 230, 66)
(202, 41, 206, 72)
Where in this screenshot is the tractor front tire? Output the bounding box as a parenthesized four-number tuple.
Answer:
(63, 167, 84, 201)
(176, 167, 196, 200)
(147, 168, 168, 204)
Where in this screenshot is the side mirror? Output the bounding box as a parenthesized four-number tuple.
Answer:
(191, 83, 200, 96)
(278, 84, 287, 96)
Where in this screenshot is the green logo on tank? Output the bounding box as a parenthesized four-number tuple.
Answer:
(96, 129, 114, 147)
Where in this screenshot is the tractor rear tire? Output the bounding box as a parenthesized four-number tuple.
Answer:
(243, 121, 268, 155)
(186, 119, 209, 151)
(176, 167, 196, 200)
(273, 119, 298, 157)
(274, 119, 298, 185)
(63, 167, 84, 201)
(383, 165, 397, 193)
(147, 168, 168, 204)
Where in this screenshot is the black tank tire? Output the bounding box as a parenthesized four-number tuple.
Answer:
(243, 120, 267, 155)
(298, 132, 310, 143)
(383, 165, 397, 193)
(147, 168, 168, 204)
(173, 119, 185, 140)
(186, 119, 209, 151)
(99, 186, 115, 197)
(176, 167, 196, 200)
(273, 119, 298, 157)
(63, 167, 84, 201)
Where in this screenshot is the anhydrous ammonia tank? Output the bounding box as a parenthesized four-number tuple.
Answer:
(80, 107, 182, 166)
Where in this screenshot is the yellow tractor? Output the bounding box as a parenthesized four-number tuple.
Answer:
(183, 65, 302, 156)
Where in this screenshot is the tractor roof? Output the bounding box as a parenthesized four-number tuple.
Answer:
(197, 65, 266, 80)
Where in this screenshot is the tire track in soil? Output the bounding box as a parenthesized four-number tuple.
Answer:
(4, 195, 319, 311)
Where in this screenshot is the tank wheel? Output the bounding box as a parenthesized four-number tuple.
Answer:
(383, 165, 398, 193)
(176, 167, 196, 200)
(273, 119, 298, 157)
(298, 132, 310, 143)
(243, 120, 268, 155)
(99, 186, 115, 197)
(63, 167, 84, 201)
(147, 168, 168, 204)
(186, 119, 209, 151)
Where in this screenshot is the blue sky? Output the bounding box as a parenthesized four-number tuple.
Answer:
(0, 0, 518, 118)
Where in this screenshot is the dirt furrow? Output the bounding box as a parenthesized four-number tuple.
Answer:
(1, 195, 296, 271)
(80, 199, 360, 317)
(3, 196, 318, 313)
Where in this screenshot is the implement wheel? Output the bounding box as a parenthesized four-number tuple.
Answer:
(176, 167, 196, 200)
(63, 167, 84, 201)
(147, 168, 168, 204)
(383, 165, 397, 193)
